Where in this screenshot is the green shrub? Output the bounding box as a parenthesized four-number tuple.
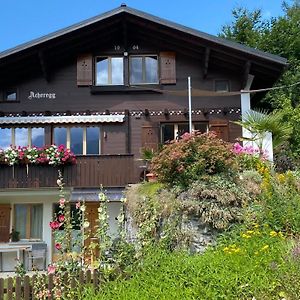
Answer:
(259, 171, 300, 234)
(151, 132, 237, 188)
(178, 175, 251, 230)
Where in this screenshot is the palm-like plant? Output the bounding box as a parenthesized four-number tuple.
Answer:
(234, 109, 292, 151)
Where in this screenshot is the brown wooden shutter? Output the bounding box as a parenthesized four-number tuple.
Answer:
(160, 52, 176, 84)
(77, 54, 93, 86)
(0, 205, 11, 242)
(142, 123, 159, 151)
(209, 119, 229, 141)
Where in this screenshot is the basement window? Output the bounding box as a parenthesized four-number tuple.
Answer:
(4, 89, 17, 101)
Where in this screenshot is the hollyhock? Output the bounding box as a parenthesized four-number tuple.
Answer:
(49, 221, 61, 230)
(59, 198, 65, 207)
(47, 265, 56, 274)
(58, 215, 65, 223)
(55, 243, 62, 250)
(75, 201, 81, 209)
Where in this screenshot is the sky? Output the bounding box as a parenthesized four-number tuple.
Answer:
(0, 0, 292, 53)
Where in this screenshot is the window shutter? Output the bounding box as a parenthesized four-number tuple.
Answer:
(209, 119, 229, 141)
(160, 52, 176, 84)
(141, 123, 159, 151)
(77, 54, 93, 86)
(0, 205, 11, 242)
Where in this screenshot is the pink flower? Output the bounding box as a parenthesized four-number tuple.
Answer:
(55, 243, 61, 250)
(58, 215, 65, 223)
(49, 221, 61, 230)
(48, 265, 56, 274)
(76, 201, 81, 209)
(59, 198, 65, 207)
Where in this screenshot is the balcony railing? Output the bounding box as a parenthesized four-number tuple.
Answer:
(0, 155, 135, 189)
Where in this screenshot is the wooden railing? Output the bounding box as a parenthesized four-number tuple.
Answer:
(0, 269, 100, 300)
(0, 154, 135, 189)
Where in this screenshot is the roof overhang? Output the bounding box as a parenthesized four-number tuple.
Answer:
(0, 114, 125, 125)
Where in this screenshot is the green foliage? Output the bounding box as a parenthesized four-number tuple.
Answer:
(151, 132, 236, 188)
(234, 109, 292, 151)
(179, 175, 251, 230)
(258, 171, 300, 234)
(83, 227, 300, 300)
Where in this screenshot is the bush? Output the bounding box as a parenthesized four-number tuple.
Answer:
(258, 171, 300, 234)
(178, 175, 251, 230)
(151, 132, 237, 188)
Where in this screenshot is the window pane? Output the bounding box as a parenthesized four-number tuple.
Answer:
(177, 124, 189, 139)
(54, 127, 67, 147)
(31, 128, 45, 148)
(96, 57, 109, 85)
(70, 127, 83, 155)
(215, 80, 229, 92)
(162, 124, 174, 143)
(15, 128, 28, 147)
(15, 205, 27, 239)
(86, 127, 100, 155)
(111, 57, 124, 85)
(145, 56, 158, 83)
(30, 205, 43, 239)
(194, 123, 208, 133)
(0, 128, 12, 149)
(6, 91, 17, 101)
(130, 57, 143, 84)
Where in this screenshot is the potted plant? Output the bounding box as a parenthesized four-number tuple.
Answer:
(9, 228, 20, 242)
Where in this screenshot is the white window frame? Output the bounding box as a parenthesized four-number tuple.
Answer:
(161, 122, 209, 143)
(129, 54, 159, 85)
(95, 56, 124, 86)
(53, 126, 101, 155)
(0, 127, 45, 148)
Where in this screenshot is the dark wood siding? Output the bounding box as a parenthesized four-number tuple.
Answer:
(102, 124, 127, 154)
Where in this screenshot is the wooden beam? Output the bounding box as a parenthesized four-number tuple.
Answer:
(123, 18, 128, 51)
(38, 51, 50, 82)
(203, 47, 210, 79)
(242, 60, 251, 89)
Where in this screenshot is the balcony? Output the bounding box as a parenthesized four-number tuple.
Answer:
(0, 155, 135, 189)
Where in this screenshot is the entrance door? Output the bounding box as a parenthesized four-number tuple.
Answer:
(85, 202, 100, 265)
(0, 205, 11, 242)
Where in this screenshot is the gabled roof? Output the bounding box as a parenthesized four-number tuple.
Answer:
(0, 5, 287, 65)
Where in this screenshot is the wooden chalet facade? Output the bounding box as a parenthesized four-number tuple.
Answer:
(0, 5, 287, 269)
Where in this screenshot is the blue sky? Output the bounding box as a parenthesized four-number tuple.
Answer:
(0, 0, 291, 52)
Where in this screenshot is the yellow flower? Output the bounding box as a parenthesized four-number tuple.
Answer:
(223, 247, 229, 252)
(278, 231, 284, 238)
(254, 251, 259, 255)
(269, 231, 278, 237)
(261, 245, 269, 251)
(241, 233, 251, 239)
(246, 230, 254, 235)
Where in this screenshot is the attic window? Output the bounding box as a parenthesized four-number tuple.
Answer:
(215, 80, 230, 92)
(96, 57, 124, 85)
(5, 89, 17, 101)
(130, 55, 158, 84)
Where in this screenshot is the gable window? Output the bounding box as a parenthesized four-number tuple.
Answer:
(0, 127, 45, 148)
(161, 122, 208, 143)
(130, 55, 158, 84)
(215, 80, 230, 92)
(53, 126, 100, 155)
(4, 89, 17, 101)
(14, 204, 43, 240)
(96, 57, 124, 85)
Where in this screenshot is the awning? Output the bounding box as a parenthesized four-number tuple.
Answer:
(71, 188, 125, 202)
(0, 114, 125, 125)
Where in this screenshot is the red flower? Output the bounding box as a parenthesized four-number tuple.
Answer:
(49, 221, 61, 230)
(58, 215, 65, 223)
(55, 243, 61, 250)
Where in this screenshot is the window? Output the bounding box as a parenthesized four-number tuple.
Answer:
(31, 127, 45, 147)
(0, 127, 45, 148)
(53, 126, 100, 155)
(0, 128, 12, 149)
(4, 89, 17, 101)
(215, 80, 230, 92)
(96, 57, 124, 85)
(130, 55, 158, 84)
(14, 204, 43, 240)
(161, 122, 208, 143)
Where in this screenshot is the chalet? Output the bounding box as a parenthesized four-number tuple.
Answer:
(0, 4, 287, 271)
